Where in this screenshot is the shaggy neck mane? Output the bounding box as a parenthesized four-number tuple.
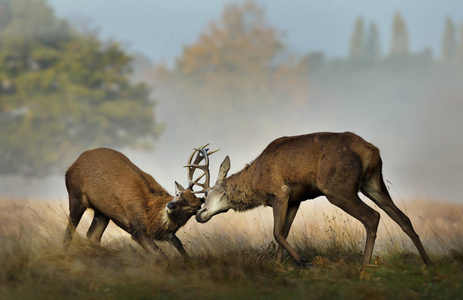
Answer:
(146, 194, 180, 241)
(223, 163, 263, 212)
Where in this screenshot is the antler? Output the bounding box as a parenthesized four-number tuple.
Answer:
(185, 144, 219, 194)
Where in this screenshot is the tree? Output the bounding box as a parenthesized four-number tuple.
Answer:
(441, 17, 457, 62)
(174, 0, 285, 98)
(458, 23, 463, 63)
(390, 12, 409, 56)
(177, 2, 283, 72)
(153, 1, 307, 140)
(349, 17, 365, 59)
(0, 0, 12, 31)
(366, 22, 381, 60)
(0, 0, 161, 177)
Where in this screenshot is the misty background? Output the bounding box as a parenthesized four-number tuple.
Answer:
(1, 0, 462, 203)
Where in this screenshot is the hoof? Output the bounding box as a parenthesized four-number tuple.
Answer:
(298, 257, 312, 269)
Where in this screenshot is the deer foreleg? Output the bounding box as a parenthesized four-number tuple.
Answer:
(272, 187, 306, 266)
(167, 234, 190, 262)
(134, 232, 169, 263)
(275, 202, 300, 263)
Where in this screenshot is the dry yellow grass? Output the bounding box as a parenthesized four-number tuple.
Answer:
(1, 197, 463, 299)
(1, 196, 461, 259)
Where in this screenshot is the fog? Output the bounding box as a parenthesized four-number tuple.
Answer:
(1, 1, 462, 204)
(143, 72, 462, 203)
(10, 68, 460, 203)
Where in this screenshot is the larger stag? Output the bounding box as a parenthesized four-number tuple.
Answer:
(64, 146, 217, 262)
(192, 132, 433, 266)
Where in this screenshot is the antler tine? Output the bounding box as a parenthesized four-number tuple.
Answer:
(194, 143, 209, 151)
(185, 144, 219, 193)
(186, 144, 207, 189)
(189, 172, 206, 186)
(207, 148, 220, 156)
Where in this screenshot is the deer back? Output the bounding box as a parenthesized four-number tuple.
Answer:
(65, 148, 172, 230)
(205, 132, 381, 210)
(246, 132, 378, 191)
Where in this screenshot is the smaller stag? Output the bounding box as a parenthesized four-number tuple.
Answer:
(63, 146, 217, 261)
(193, 132, 433, 266)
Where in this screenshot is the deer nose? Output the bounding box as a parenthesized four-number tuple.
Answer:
(167, 202, 177, 210)
(196, 207, 208, 223)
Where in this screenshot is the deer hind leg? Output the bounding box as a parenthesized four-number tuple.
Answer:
(324, 192, 380, 265)
(64, 193, 87, 250)
(275, 202, 301, 264)
(86, 209, 110, 244)
(361, 170, 434, 265)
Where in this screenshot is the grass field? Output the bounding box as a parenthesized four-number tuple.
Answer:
(0, 197, 462, 299)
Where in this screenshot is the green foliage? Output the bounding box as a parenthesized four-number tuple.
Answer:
(0, 0, 160, 177)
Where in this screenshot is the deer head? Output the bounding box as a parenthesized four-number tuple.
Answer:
(165, 182, 203, 217)
(165, 145, 218, 218)
(180, 144, 221, 220)
(196, 155, 231, 223)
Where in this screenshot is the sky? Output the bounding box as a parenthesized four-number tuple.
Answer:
(47, 0, 463, 65)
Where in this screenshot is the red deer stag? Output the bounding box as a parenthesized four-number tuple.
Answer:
(63, 146, 217, 261)
(193, 132, 433, 266)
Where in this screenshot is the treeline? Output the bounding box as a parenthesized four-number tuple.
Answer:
(303, 12, 463, 76)
(147, 3, 463, 147)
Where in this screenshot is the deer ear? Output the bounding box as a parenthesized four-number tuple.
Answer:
(175, 181, 185, 194)
(218, 156, 230, 182)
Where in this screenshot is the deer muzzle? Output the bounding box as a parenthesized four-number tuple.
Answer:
(195, 207, 210, 223)
(165, 202, 177, 214)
